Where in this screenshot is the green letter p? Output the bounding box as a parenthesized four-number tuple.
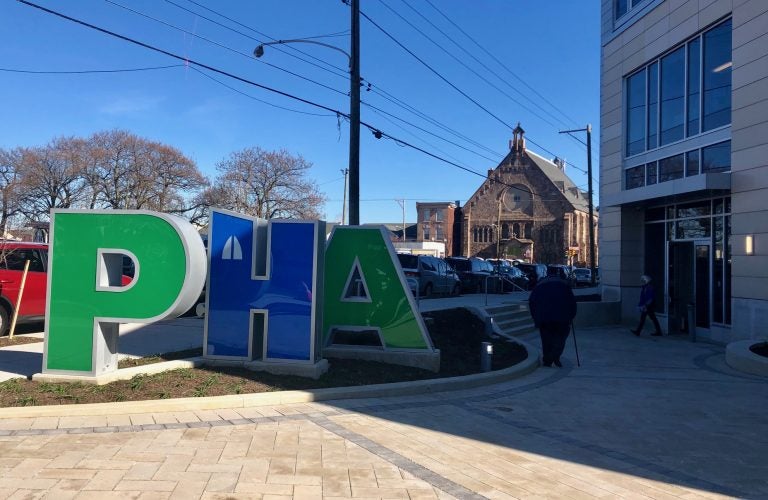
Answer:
(43, 210, 206, 377)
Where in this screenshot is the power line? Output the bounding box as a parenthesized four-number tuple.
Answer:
(163, 0, 349, 80)
(422, 0, 581, 128)
(190, 66, 335, 117)
(179, 0, 349, 77)
(394, 0, 587, 154)
(17, 0, 565, 199)
(359, 7, 588, 174)
(375, 0, 560, 129)
(103, 0, 347, 97)
(359, 8, 517, 134)
(361, 100, 500, 163)
(0, 64, 184, 74)
(369, 86, 505, 158)
(366, 104, 483, 171)
(170, 0, 512, 168)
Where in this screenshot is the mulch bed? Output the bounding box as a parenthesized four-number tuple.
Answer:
(0, 336, 43, 348)
(750, 342, 768, 358)
(0, 308, 527, 408)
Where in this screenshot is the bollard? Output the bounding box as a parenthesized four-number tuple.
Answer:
(481, 341, 493, 372)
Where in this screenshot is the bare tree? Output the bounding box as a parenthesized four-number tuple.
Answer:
(17, 136, 89, 220)
(0, 148, 25, 235)
(212, 147, 325, 219)
(83, 129, 207, 217)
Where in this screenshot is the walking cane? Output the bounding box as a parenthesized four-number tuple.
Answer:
(571, 322, 581, 367)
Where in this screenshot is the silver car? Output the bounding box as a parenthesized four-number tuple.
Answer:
(397, 254, 461, 297)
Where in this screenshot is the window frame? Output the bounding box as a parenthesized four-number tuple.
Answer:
(623, 18, 731, 161)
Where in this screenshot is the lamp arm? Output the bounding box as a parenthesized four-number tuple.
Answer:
(257, 39, 351, 67)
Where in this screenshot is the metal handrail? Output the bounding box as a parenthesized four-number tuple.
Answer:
(483, 273, 527, 305)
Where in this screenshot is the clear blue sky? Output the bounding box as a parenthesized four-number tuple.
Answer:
(0, 0, 601, 224)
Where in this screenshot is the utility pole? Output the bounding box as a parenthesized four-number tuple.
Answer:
(340, 168, 348, 225)
(586, 124, 596, 286)
(559, 125, 597, 286)
(348, 0, 361, 225)
(395, 199, 406, 241)
(496, 198, 502, 258)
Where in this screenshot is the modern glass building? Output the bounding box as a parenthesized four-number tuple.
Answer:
(600, 0, 766, 342)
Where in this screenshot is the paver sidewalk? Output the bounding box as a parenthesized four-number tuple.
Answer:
(1, 325, 766, 499)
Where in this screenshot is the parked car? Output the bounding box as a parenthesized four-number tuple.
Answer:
(547, 264, 577, 287)
(0, 242, 48, 335)
(396, 254, 460, 297)
(514, 262, 547, 288)
(495, 264, 530, 291)
(0, 242, 134, 335)
(573, 267, 592, 286)
(444, 257, 498, 293)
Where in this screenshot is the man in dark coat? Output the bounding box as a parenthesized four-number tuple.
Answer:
(528, 276, 577, 367)
(631, 274, 663, 336)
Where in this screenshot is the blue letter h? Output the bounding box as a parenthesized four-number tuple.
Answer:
(204, 209, 323, 362)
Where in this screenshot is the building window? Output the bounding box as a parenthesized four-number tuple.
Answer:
(703, 19, 732, 131)
(615, 0, 649, 22)
(434, 209, 443, 222)
(624, 19, 731, 158)
(702, 140, 731, 173)
(647, 62, 659, 149)
(626, 70, 646, 156)
(624, 140, 730, 190)
(686, 150, 700, 176)
(646, 161, 658, 185)
(436, 224, 444, 240)
(626, 165, 645, 189)
(659, 154, 684, 182)
(687, 38, 701, 136)
(423, 223, 430, 240)
(660, 47, 685, 145)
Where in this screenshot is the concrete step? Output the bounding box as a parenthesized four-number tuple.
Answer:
(485, 304, 528, 316)
(497, 316, 533, 330)
(484, 303, 535, 338)
(505, 324, 537, 337)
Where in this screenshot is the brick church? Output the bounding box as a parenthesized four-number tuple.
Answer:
(461, 124, 598, 266)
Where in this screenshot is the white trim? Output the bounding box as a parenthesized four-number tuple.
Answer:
(340, 256, 372, 303)
(95, 248, 139, 292)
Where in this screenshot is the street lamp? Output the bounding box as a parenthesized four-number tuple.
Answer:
(254, 40, 351, 67)
(253, 0, 361, 225)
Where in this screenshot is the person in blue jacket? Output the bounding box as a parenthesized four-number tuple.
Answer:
(528, 275, 577, 367)
(631, 274, 663, 337)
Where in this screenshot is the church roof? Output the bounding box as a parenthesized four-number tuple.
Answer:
(525, 150, 591, 212)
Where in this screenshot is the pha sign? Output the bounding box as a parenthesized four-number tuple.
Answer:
(42, 209, 433, 379)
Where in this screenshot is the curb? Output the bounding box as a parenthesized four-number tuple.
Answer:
(0, 343, 539, 418)
(725, 339, 768, 377)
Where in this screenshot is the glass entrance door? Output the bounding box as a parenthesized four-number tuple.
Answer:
(668, 242, 694, 334)
(694, 243, 710, 329)
(668, 241, 711, 334)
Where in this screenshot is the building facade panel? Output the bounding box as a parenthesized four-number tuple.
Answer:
(601, 0, 768, 342)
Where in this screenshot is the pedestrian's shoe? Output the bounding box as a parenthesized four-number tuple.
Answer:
(651, 332, 663, 336)
(630, 329, 640, 336)
(553, 359, 562, 368)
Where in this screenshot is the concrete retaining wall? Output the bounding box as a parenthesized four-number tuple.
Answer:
(574, 300, 621, 328)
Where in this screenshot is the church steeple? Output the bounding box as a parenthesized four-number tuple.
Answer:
(511, 122, 526, 154)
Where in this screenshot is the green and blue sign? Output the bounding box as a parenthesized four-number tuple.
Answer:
(43, 209, 432, 378)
